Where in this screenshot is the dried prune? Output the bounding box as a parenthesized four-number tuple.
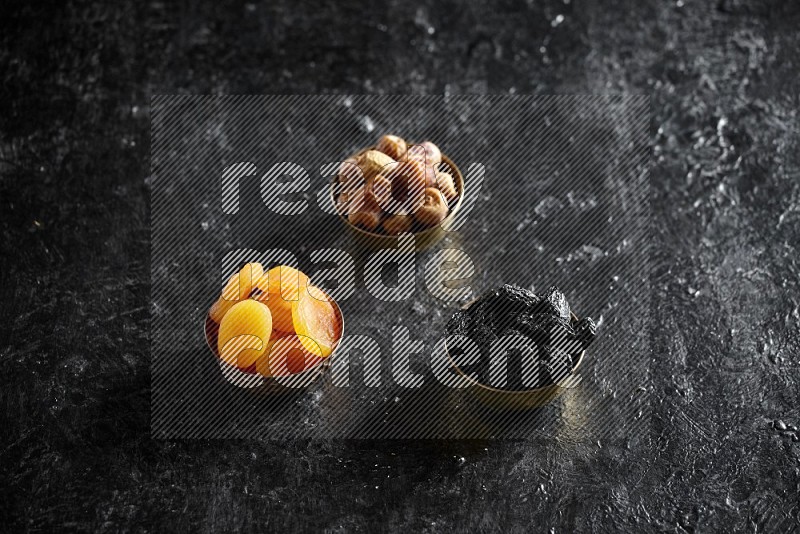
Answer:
(445, 284, 597, 390)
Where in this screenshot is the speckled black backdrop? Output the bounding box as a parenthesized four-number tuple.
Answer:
(1, 0, 799, 532)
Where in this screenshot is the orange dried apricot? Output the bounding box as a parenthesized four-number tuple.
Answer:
(255, 334, 324, 377)
(217, 299, 273, 370)
(255, 265, 310, 333)
(209, 262, 264, 324)
(291, 286, 342, 358)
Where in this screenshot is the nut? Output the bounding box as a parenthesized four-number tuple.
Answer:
(376, 134, 407, 161)
(435, 171, 458, 201)
(415, 187, 449, 227)
(382, 214, 414, 235)
(358, 150, 396, 181)
(407, 141, 441, 166)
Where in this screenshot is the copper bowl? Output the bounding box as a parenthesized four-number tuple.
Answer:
(332, 146, 466, 251)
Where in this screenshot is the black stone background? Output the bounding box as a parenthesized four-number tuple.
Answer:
(1, 0, 799, 531)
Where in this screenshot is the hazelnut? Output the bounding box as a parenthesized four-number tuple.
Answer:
(407, 141, 442, 166)
(347, 187, 382, 231)
(384, 160, 426, 215)
(382, 214, 414, 235)
(358, 150, 395, 181)
(376, 134, 407, 161)
(415, 187, 449, 227)
(435, 171, 458, 201)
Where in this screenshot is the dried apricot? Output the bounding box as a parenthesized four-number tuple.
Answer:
(291, 286, 342, 358)
(255, 265, 310, 333)
(209, 262, 264, 323)
(256, 334, 324, 377)
(217, 299, 273, 370)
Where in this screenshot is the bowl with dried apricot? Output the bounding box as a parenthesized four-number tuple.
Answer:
(204, 263, 344, 390)
(332, 134, 465, 250)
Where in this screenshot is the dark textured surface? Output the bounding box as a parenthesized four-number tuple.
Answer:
(1, 0, 799, 531)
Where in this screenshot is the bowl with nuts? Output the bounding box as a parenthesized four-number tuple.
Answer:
(332, 134, 465, 250)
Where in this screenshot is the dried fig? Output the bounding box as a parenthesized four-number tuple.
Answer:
(347, 186, 382, 231)
(407, 141, 441, 166)
(358, 150, 395, 181)
(435, 171, 458, 201)
(383, 160, 426, 215)
(338, 158, 364, 188)
(415, 187, 449, 227)
(368, 174, 392, 206)
(376, 134, 407, 161)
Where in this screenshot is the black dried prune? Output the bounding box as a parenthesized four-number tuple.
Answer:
(574, 316, 597, 349)
(446, 310, 470, 336)
(445, 284, 597, 391)
(534, 285, 571, 324)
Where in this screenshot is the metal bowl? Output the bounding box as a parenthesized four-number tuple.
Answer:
(332, 146, 466, 251)
(444, 309, 585, 410)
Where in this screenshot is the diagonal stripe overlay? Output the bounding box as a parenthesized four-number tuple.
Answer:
(151, 95, 651, 440)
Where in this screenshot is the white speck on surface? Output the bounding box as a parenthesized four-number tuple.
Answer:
(359, 115, 375, 133)
(534, 196, 563, 218)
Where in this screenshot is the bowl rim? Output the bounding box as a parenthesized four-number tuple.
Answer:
(331, 145, 466, 239)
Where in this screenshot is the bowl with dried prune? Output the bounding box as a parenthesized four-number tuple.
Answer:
(445, 284, 597, 410)
(332, 134, 465, 250)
